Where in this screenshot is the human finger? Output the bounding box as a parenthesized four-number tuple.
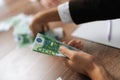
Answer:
(59, 46, 74, 59)
(68, 40, 81, 46)
(68, 40, 84, 50)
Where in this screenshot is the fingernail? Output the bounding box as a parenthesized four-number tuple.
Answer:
(59, 46, 66, 52)
(59, 46, 63, 51)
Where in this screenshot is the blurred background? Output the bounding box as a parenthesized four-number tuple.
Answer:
(0, 0, 81, 80)
(1, 1, 120, 80)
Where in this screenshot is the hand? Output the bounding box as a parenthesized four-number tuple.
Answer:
(61, 40, 95, 74)
(59, 40, 113, 80)
(30, 20, 49, 36)
(60, 46, 95, 75)
(29, 7, 60, 37)
(30, 15, 49, 36)
(40, 0, 60, 8)
(64, 39, 84, 50)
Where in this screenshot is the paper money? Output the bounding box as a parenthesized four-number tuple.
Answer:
(0, 13, 28, 32)
(13, 15, 34, 47)
(0, 13, 64, 48)
(40, 27, 64, 40)
(33, 33, 79, 57)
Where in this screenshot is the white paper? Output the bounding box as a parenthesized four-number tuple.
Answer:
(72, 19, 120, 49)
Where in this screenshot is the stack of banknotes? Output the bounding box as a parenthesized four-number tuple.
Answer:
(12, 14, 64, 47)
(0, 13, 28, 32)
(32, 33, 79, 57)
(0, 13, 64, 48)
(0, 13, 34, 47)
(0, 16, 16, 32)
(13, 14, 34, 47)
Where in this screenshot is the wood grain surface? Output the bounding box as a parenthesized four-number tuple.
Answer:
(0, 0, 120, 80)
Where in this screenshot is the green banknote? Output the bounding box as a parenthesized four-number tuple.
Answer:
(0, 13, 28, 32)
(33, 33, 79, 57)
(13, 15, 34, 47)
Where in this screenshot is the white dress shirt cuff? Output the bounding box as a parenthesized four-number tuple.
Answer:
(58, 2, 73, 24)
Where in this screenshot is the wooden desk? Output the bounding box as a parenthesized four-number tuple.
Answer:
(0, 0, 120, 80)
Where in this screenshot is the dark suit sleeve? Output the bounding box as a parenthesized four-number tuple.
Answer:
(69, 0, 120, 24)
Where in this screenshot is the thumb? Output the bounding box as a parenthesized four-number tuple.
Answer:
(59, 46, 73, 58)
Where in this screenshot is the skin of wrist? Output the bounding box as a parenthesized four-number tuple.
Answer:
(33, 12, 46, 23)
(87, 62, 103, 80)
(87, 62, 112, 80)
(34, 7, 60, 23)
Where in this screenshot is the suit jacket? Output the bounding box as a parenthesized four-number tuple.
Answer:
(69, 0, 120, 24)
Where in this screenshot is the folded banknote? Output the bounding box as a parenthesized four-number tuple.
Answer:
(33, 33, 79, 57)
